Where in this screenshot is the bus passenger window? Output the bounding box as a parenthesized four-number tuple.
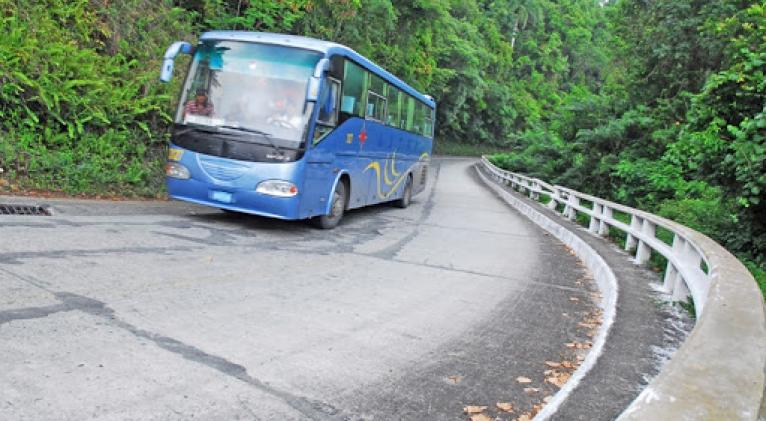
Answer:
(405, 96, 415, 131)
(386, 86, 401, 127)
(340, 61, 367, 124)
(424, 108, 434, 138)
(366, 92, 387, 122)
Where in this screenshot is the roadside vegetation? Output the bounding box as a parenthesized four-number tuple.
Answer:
(0, 0, 763, 292)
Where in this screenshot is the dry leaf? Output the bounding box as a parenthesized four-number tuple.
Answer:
(543, 396, 554, 404)
(516, 376, 532, 384)
(561, 361, 574, 369)
(565, 342, 576, 348)
(569, 296, 580, 302)
(448, 375, 463, 384)
(523, 387, 540, 394)
(464, 405, 487, 414)
(496, 402, 514, 412)
(546, 371, 572, 388)
(470, 414, 492, 421)
(544, 361, 561, 368)
(516, 414, 532, 421)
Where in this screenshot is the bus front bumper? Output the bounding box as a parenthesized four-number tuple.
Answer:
(167, 177, 302, 220)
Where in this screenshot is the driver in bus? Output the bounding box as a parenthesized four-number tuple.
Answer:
(267, 84, 302, 128)
(184, 88, 214, 117)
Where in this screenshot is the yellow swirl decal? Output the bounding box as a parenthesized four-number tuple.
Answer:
(390, 152, 400, 177)
(364, 159, 410, 199)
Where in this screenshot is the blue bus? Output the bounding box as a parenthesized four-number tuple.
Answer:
(160, 32, 435, 228)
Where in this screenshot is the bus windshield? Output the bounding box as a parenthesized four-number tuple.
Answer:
(175, 40, 322, 145)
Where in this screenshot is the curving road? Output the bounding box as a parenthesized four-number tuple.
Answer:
(0, 158, 600, 420)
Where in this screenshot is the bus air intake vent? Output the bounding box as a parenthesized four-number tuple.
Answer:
(198, 156, 247, 181)
(0, 204, 53, 216)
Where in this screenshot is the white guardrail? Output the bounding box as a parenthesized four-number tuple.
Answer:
(479, 157, 766, 420)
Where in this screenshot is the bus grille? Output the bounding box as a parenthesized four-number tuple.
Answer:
(198, 156, 247, 181)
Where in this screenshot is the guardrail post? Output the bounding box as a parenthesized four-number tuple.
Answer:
(589, 203, 601, 233)
(625, 215, 641, 251)
(530, 180, 539, 200)
(663, 234, 685, 294)
(566, 194, 579, 221)
(598, 206, 612, 236)
(634, 219, 655, 265)
(548, 188, 561, 211)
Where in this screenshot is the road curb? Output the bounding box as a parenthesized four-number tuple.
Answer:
(474, 165, 618, 420)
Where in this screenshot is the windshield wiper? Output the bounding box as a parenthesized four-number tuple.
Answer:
(218, 125, 284, 157)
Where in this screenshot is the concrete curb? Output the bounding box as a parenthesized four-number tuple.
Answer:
(477, 159, 766, 420)
(474, 165, 618, 420)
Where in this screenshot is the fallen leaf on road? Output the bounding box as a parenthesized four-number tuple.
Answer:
(543, 396, 554, 404)
(569, 296, 580, 302)
(516, 414, 532, 421)
(470, 414, 492, 421)
(523, 387, 540, 394)
(544, 361, 561, 368)
(448, 375, 463, 384)
(546, 371, 572, 388)
(464, 406, 487, 414)
(561, 361, 574, 369)
(496, 402, 514, 412)
(565, 342, 576, 348)
(516, 376, 532, 384)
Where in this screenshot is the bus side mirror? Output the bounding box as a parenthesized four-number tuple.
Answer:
(160, 41, 194, 83)
(306, 58, 330, 102)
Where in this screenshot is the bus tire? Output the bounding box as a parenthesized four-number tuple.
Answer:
(313, 180, 347, 229)
(394, 175, 413, 208)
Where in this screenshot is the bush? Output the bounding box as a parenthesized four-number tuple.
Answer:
(0, 0, 193, 196)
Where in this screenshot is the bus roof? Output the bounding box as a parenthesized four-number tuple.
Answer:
(200, 31, 436, 109)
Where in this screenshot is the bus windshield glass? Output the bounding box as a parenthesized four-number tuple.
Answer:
(176, 40, 322, 145)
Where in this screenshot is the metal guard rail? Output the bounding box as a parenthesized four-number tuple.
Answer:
(480, 156, 766, 420)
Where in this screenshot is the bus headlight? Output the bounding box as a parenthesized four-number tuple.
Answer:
(165, 162, 190, 179)
(256, 180, 298, 197)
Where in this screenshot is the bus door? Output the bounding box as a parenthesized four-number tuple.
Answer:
(302, 76, 342, 218)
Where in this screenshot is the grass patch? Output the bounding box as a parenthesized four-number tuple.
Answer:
(434, 140, 508, 156)
(608, 226, 629, 250)
(655, 225, 674, 246)
(743, 260, 766, 300)
(649, 250, 669, 276)
(536, 193, 553, 205)
(576, 210, 590, 228)
(677, 297, 697, 320)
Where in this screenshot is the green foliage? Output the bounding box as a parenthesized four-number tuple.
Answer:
(0, 0, 193, 196)
(491, 0, 766, 285)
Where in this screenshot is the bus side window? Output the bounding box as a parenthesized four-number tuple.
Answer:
(386, 85, 401, 127)
(405, 96, 416, 131)
(317, 78, 340, 126)
(340, 60, 366, 124)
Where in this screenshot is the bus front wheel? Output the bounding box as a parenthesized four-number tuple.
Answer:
(313, 180, 347, 229)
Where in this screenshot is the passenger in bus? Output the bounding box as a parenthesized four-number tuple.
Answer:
(184, 88, 214, 116)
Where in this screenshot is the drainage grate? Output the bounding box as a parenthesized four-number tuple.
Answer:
(0, 204, 53, 216)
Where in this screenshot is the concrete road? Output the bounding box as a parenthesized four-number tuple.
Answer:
(0, 159, 596, 420)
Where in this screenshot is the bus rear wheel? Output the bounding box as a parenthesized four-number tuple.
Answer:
(394, 175, 413, 208)
(313, 180, 347, 229)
